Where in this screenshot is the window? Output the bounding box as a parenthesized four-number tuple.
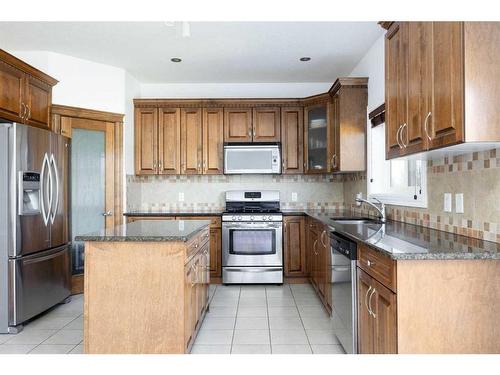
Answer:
(367, 123, 427, 208)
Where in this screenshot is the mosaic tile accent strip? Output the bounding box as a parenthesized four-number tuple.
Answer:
(428, 148, 500, 174)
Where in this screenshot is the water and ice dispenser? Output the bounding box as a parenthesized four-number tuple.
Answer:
(18, 171, 41, 215)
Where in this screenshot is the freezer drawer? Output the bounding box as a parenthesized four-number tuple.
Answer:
(9, 245, 71, 326)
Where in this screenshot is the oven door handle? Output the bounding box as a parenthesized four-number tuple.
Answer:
(223, 224, 281, 229)
(224, 267, 283, 273)
(331, 265, 351, 273)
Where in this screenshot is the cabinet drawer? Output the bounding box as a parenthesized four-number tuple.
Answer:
(187, 228, 210, 259)
(177, 216, 221, 228)
(358, 244, 397, 292)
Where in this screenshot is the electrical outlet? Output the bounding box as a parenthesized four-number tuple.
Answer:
(291, 192, 298, 202)
(444, 193, 452, 212)
(356, 192, 363, 206)
(178, 192, 184, 202)
(455, 193, 464, 214)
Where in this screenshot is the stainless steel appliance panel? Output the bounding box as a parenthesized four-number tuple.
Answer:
(9, 123, 51, 257)
(222, 221, 283, 267)
(223, 267, 283, 284)
(9, 245, 71, 325)
(224, 144, 281, 174)
(49, 133, 70, 248)
(330, 232, 357, 354)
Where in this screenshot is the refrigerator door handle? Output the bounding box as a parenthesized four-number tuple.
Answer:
(49, 153, 59, 224)
(40, 153, 50, 226)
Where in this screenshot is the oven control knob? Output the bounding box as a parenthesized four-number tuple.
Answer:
(232, 216, 237, 221)
(238, 216, 242, 221)
(250, 216, 254, 221)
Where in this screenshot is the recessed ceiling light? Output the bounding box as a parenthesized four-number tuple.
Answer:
(171, 58, 182, 63)
(299, 57, 311, 62)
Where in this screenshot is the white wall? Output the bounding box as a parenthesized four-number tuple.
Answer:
(348, 35, 387, 196)
(140, 82, 332, 99)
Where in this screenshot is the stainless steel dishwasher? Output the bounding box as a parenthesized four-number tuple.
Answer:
(330, 230, 358, 354)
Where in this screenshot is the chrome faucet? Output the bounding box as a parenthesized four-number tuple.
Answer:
(355, 195, 386, 223)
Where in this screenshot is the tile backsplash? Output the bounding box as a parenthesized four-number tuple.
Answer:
(127, 174, 344, 213)
(126, 148, 500, 244)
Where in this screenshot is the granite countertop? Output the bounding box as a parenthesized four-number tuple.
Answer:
(122, 209, 499, 260)
(302, 209, 500, 260)
(124, 211, 223, 217)
(75, 219, 211, 242)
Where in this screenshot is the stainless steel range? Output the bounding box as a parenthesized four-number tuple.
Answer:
(222, 190, 283, 284)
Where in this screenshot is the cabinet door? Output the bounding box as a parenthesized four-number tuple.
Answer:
(134, 107, 158, 175)
(317, 228, 327, 299)
(181, 108, 203, 174)
(385, 22, 408, 159)
(284, 216, 307, 277)
(0, 60, 25, 122)
(308, 227, 319, 288)
(209, 227, 222, 278)
(357, 268, 375, 354)
(304, 103, 329, 173)
(253, 107, 281, 141)
(405, 22, 431, 155)
(158, 108, 181, 174)
(202, 108, 224, 174)
(224, 108, 252, 142)
(428, 22, 464, 149)
(25, 76, 51, 130)
(184, 259, 195, 349)
(281, 107, 304, 174)
(371, 277, 398, 354)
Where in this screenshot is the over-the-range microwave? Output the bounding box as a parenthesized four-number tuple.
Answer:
(223, 143, 281, 174)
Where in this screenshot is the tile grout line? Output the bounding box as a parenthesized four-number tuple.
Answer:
(265, 286, 272, 354)
(290, 285, 314, 354)
(229, 286, 241, 354)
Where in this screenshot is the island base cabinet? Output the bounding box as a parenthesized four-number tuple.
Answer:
(357, 268, 397, 354)
(83, 230, 210, 354)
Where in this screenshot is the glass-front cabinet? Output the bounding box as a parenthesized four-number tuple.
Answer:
(304, 99, 333, 174)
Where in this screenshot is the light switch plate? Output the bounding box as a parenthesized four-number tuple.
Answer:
(444, 193, 452, 212)
(178, 192, 184, 202)
(455, 193, 464, 214)
(291, 192, 298, 202)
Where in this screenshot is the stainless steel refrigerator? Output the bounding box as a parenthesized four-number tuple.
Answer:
(0, 122, 71, 333)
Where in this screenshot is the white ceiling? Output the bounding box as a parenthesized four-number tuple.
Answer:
(0, 22, 383, 83)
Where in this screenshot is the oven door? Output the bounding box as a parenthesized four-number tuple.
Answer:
(222, 221, 282, 267)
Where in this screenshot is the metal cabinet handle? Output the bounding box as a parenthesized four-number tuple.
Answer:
(102, 211, 113, 217)
(368, 288, 377, 318)
(153, 161, 157, 171)
(424, 112, 432, 141)
(158, 161, 162, 170)
(396, 125, 403, 149)
(26, 105, 31, 120)
(401, 123, 408, 148)
(20, 103, 27, 120)
(253, 128, 256, 137)
(366, 259, 375, 267)
(313, 239, 318, 255)
(320, 230, 327, 247)
(331, 154, 337, 169)
(365, 286, 372, 315)
(248, 129, 252, 137)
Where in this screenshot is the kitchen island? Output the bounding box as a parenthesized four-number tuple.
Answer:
(76, 219, 211, 354)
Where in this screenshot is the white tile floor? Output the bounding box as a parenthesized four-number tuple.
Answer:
(191, 283, 345, 354)
(0, 283, 345, 354)
(0, 294, 83, 354)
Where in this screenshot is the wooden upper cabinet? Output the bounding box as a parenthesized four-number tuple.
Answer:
(24, 76, 52, 129)
(135, 108, 158, 175)
(330, 78, 368, 173)
(385, 22, 408, 159)
(180, 108, 203, 174)
(224, 108, 252, 142)
(0, 59, 24, 122)
(427, 22, 464, 149)
(252, 107, 281, 141)
(202, 108, 224, 175)
(0, 49, 57, 130)
(158, 108, 181, 175)
(281, 107, 304, 174)
(284, 216, 307, 277)
(304, 101, 330, 174)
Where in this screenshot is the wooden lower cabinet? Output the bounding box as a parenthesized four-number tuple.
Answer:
(357, 268, 397, 354)
(306, 217, 332, 313)
(284, 216, 308, 277)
